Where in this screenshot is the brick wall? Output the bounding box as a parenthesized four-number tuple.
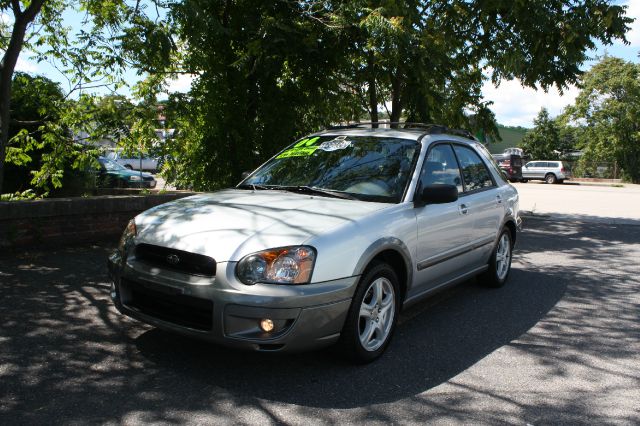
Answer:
(0, 193, 195, 250)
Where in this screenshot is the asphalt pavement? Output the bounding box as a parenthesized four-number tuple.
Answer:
(514, 181, 640, 225)
(1, 203, 639, 424)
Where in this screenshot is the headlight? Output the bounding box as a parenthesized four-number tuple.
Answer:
(236, 246, 316, 285)
(118, 219, 137, 253)
(129, 175, 142, 181)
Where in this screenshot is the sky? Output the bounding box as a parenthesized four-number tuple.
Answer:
(4, 0, 640, 128)
(483, 0, 640, 127)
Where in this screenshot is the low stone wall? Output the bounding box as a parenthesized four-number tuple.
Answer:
(0, 192, 195, 250)
(571, 178, 623, 184)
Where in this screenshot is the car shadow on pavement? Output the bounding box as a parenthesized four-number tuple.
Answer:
(131, 265, 565, 409)
(1, 219, 639, 424)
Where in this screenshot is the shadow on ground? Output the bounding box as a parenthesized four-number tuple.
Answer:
(0, 219, 638, 423)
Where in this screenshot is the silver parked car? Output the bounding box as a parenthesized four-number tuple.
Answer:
(106, 150, 160, 172)
(521, 160, 570, 184)
(108, 124, 521, 363)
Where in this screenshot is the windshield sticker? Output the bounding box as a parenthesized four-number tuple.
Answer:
(318, 136, 351, 152)
(277, 146, 318, 158)
(294, 137, 320, 148)
(276, 137, 321, 159)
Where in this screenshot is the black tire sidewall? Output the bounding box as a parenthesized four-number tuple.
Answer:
(340, 262, 400, 363)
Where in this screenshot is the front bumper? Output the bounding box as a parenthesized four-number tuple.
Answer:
(107, 251, 357, 352)
(127, 180, 156, 188)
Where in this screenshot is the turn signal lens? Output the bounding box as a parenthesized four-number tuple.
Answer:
(236, 246, 316, 285)
(117, 219, 137, 253)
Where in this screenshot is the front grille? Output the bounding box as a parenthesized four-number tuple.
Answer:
(135, 244, 216, 276)
(122, 278, 213, 331)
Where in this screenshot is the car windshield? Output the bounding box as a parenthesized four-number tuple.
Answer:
(99, 158, 125, 171)
(240, 136, 419, 203)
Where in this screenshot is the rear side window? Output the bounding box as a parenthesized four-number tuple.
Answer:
(475, 143, 508, 184)
(452, 145, 495, 193)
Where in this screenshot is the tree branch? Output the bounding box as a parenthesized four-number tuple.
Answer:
(10, 0, 21, 17)
(21, 0, 45, 23)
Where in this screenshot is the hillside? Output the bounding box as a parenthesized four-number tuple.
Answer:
(486, 125, 529, 154)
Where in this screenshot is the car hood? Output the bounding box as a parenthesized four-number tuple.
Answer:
(135, 189, 390, 262)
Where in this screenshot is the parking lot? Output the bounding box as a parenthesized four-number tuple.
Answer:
(1, 183, 639, 424)
(514, 181, 640, 224)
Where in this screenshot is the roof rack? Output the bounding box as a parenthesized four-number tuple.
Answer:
(326, 122, 477, 140)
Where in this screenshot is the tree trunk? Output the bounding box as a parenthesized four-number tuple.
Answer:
(389, 72, 404, 128)
(366, 51, 378, 128)
(0, 1, 45, 194)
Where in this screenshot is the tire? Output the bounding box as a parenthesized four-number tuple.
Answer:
(124, 164, 133, 170)
(520, 179, 528, 183)
(480, 228, 513, 288)
(558, 179, 564, 184)
(339, 262, 400, 363)
(545, 173, 557, 184)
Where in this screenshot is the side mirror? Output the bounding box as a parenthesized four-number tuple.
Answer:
(416, 184, 458, 206)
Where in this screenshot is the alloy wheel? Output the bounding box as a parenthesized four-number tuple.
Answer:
(358, 277, 396, 352)
(496, 233, 511, 280)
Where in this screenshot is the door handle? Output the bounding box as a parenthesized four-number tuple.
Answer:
(459, 204, 469, 215)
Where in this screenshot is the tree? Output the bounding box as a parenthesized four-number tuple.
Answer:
(2, 1, 635, 193)
(568, 56, 640, 183)
(521, 108, 570, 160)
(3, 72, 64, 193)
(331, 1, 631, 129)
(166, 0, 362, 189)
(1, 0, 172, 194)
(163, 0, 631, 189)
(0, 0, 45, 194)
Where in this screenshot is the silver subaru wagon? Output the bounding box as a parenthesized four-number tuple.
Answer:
(108, 124, 521, 363)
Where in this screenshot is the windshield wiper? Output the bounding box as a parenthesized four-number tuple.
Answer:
(236, 183, 271, 190)
(275, 185, 360, 200)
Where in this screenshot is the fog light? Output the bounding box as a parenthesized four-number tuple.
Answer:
(260, 318, 274, 333)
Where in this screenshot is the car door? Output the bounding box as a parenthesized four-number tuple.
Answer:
(451, 144, 502, 262)
(522, 161, 534, 178)
(412, 143, 477, 297)
(536, 162, 549, 179)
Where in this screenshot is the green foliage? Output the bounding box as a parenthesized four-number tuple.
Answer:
(4, 73, 65, 193)
(165, 0, 363, 189)
(568, 57, 640, 183)
(521, 108, 575, 160)
(0, 189, 46, 201)
(1, 0, 173, 195)
(159, 0, 631, 190)
(2, 1, 635, 194)
(4, 73, 154, 195)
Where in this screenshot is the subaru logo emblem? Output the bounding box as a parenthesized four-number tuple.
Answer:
(166, 254, 180, 265)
